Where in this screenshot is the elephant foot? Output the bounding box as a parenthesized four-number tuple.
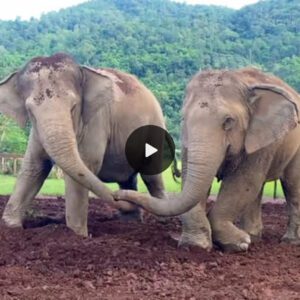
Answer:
(212, 222, 251, 252)
(2, 205, 23, 228)
(179, 205, 212, 250)
(2, 215, 23, 228)
(178, 232, 212, 250)
(67, 224, 88, 237)
(281, 226, 300, 245)
(118, 208, 143, 223)
(240, 222, 263, 243)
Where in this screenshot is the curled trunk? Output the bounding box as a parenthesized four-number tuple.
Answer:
(116, 140, 224, 216)
(36, 114, 134, 211)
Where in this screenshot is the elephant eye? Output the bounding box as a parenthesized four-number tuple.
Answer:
(223, 116, 236, 131)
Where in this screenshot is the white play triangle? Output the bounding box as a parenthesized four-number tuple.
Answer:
(145, 143, 158, 158)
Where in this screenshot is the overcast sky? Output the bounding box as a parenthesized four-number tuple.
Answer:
(175, 0, 259, 9)
(0, 0, 260, 21)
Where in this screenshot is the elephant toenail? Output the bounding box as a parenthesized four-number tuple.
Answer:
(239, 243, 249, 251)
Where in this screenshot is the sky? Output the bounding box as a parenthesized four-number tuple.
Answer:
(0, 0, 260, 21)
(175, 0, 259, 9)
(0, 0, 86, 20)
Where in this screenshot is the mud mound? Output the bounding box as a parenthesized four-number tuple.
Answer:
(0, 196, 299, 299)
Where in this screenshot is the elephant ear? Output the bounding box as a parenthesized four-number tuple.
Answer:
(81, 66, 114, 124)
(0, 71, 27, 127)
(245, 84, 299, 154)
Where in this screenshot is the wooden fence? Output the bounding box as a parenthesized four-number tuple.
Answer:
(0, 153, 63, 178)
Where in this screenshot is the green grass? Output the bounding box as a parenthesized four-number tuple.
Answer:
(0, 169, 284, 198)
(0, 174, 65, 196)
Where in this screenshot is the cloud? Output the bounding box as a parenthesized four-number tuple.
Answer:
(0, 0, 260, 20)
(0, 0, 86, 20)
(173, 0, 259, 9)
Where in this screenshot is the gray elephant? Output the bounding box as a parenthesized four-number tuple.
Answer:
(115, 67, 300, 251)
(0, 53, 166, 236)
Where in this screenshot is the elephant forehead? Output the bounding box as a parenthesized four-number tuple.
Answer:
(18, 68, 78, 106)
(28, 61, 65, 74)
(28, 87, 76, 106)
(189, 69, 246, 97)
(28, 53, 75, 72)
(184, 88, 230, 109)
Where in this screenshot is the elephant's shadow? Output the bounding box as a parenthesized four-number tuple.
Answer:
(23, 215, 64, 229)
(22, 197, 139, 236)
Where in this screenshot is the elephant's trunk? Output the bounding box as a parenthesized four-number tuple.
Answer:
(35, 112, 134, 211)
(116, 138, 224, 216)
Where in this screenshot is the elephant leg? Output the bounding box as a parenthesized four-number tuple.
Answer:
(141, 174, 166, 198)
(64, 136, 107, 236)
(119, 174, 138, 190)
(63, 125, 107, 236)
(239, 187, 264, 242)
(64, 175, 89, 236)
(2, 131, 52, 227)
(178, 146, 212, 250)
(281, 155, 300, 245)
(118, 175, 142, 222)
(180, 203, 212, 250)
(208, 171, 266, 252)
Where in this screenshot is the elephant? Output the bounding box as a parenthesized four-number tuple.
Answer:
(0, 53, 167, 236)
(115, 67, 300, 251)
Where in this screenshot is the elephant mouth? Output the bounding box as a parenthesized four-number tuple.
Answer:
(216, 144, 244, 179)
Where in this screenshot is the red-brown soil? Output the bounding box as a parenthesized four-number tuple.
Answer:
(0, 196, 299, 300)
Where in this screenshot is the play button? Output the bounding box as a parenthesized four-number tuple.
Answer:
(145, 143, 158, 158)
(125, 125, 175, 175)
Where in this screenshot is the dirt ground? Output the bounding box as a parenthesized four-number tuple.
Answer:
(0, 196, 299, 300)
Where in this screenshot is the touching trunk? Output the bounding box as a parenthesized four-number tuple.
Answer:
(36, 113, 134, 211)
(116, 139, 224, 216)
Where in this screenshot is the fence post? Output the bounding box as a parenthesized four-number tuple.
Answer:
(273, 180, 278, 199)
(13, 158, 17, 175)
(0, 153, 23, 175)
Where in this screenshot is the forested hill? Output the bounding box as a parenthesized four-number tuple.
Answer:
(0, 0, 299, 152)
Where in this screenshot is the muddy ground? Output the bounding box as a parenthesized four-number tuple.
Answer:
(0, 196, 299, 300)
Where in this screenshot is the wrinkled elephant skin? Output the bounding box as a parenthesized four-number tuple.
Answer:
(0, 53, 166, 236)
(116, 68, 300, 251)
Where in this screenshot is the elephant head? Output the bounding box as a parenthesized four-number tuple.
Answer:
(0, 53, 133, 211)
(115, 68, 299, 216)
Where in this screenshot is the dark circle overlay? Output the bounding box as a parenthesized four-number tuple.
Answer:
(125, 125, 175, 176)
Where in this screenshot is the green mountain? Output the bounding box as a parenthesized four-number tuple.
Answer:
(0, 0, 299, 153)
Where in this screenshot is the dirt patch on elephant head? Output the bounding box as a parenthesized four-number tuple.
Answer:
(17, 53, 78, 105)
(28, 53, 75, 73)
(102, 68, 139, 95)
(191, 70, 249, 102)
(238, 67, 278, 86)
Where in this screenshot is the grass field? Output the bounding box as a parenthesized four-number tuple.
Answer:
(0, 168, 283, 198)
